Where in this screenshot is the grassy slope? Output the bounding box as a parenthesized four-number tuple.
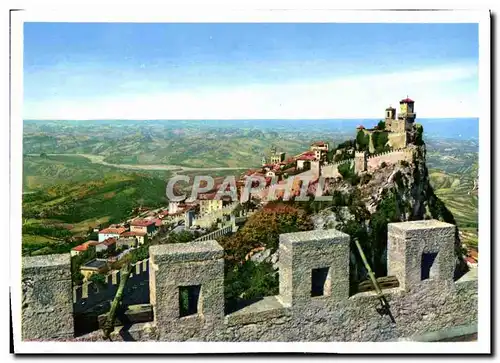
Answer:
(428, 160, 478, 248)
(22, 155, 172, 255)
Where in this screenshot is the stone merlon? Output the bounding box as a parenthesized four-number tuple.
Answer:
(149, 240, 224, 263)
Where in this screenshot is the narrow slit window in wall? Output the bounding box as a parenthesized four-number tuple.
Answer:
(421, 252, 438, 280)
(311, 267, 330, 297)
(179, 285, 201, 317)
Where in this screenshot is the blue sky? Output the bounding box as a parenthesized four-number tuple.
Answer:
(24, 23, 479, 119)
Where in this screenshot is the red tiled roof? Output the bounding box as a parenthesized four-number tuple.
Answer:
(400, 97, 414, 103)
(198, 192, 218, 200)
(155, 219, 162, 227)
(465, 256, 477, 265)
(100, 237, 116, 246)
(311, 141, 328, 146)
(297, 154, 316, 161)
(99, 227, 127, 235)
(357, 125, 365, 129)
(120, 231, 147, 237)
(130, 219, 155, 227)
(72, 244, 89, 252)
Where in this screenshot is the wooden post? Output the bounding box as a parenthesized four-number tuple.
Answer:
(353, 238, 395, 323)
(102, 262, 133, 340)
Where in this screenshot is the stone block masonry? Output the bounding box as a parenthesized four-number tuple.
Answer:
(149, 240, 225, 341)
(22, 254, 74, 340)
(321, 148, 414, 178)
(278, 229, 350, 306)
(22, 220, 477, 342)
(387, 220, 455, 291)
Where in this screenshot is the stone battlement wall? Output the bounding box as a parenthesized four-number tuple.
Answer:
(366, 148, 414, 172)
(322, 148, 414, 177)
(22, 220, 477, 342)
(72, 258, 149, 314)
(193, 223, 236, 243)
(321, 159, 354, 178)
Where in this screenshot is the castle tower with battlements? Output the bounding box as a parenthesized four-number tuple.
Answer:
(384, 106, 396, 131)
(388, 97, 416, 133)
(385, 97, 417, 149)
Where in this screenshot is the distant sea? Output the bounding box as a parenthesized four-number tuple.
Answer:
(24, 118, 479, 140)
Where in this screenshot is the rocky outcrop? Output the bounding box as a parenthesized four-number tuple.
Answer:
(316, 145, 466, 281)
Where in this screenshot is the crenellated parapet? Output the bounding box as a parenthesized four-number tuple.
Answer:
(72, 258, 150, 314)
(21, 220, 477, 342)
(366, 148, 414, 172)
(321, 147, 415, 178)
(321, 158, 354, 178)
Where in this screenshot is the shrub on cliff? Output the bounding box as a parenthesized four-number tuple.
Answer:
(224, 260, 278, 313)
(415, 124, 424, 145)
(338, 163, 360, 185)
(89, 273, 107, 288)
(220, 203, 313, 261)
(356, 130, 370, 151)
(372, 131, 389, 153)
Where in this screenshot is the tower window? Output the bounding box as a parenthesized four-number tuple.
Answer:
(311, 267, 331, 297)
(421, 252, 438, 280)
(179, 285, 201, 317)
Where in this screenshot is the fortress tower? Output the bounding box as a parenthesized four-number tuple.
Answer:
(385, 97, 416, 133)
(397, 97, 416, 132)
(384, 97, 417, 149)
(384, 106, 396, 130)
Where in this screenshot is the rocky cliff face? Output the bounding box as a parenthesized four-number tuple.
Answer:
(312, 144, 467, 282)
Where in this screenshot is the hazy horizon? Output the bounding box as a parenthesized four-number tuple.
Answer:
(24, 23, 478, 120)
(23, 117, 479, 140)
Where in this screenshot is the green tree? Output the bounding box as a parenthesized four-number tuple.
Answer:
(224, 260, 278, 313)
(219, 203, 313, 261)
(89, 273, 107, 288)
(129, 243, 150, 263)
(372, 131, 389, 153)
(356, 130, 370, 151)
(161, 230, 195, 244)
(415, 124, 424, 145)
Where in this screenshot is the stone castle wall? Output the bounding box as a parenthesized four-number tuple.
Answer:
(387, 132, 407, 150)
(321, 159, 353, 178)
(322, 148, 414, 178)
(366, 148, 414, 172)
(72, 258, 150, 314)
(21, 220, 477, 342)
